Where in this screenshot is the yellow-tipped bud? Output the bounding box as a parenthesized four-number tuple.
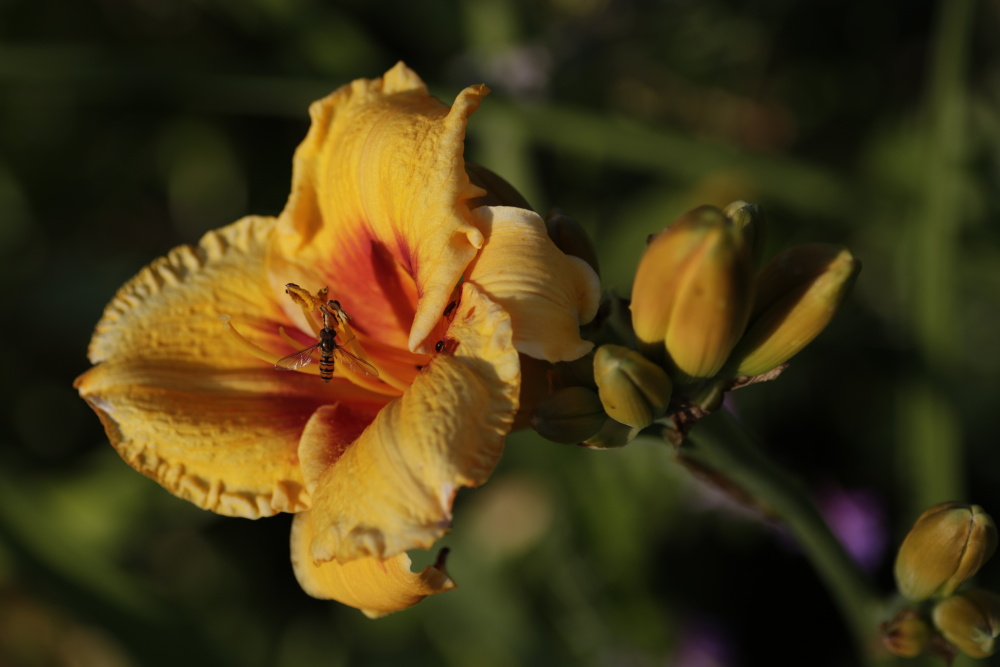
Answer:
(531, 386, 608, 445)
(894, 503, 998, 601)
(723, 200, 766, 268)
(630, 206, 753, 380)
(881, 610, 931, 658)
(593, 344, 673, 428)
(932, 589, 1000, 659)
(545, 210, 601, 277)
(729, 244, 859, 377)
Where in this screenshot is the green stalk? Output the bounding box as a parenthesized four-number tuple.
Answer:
(901, 0, 976, 513)
(682, 409, 895, 666)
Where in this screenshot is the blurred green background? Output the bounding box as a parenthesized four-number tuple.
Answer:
(2, 0, 999, 665)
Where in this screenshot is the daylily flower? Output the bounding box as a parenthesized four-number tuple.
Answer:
(75, 63, 600, 617)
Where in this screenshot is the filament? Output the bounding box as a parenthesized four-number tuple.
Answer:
(220, 315, 320, 377)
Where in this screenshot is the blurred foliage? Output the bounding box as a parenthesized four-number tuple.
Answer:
(2, 0, 999, 665)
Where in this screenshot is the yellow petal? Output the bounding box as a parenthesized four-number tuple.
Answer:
(466, 206, 600, 362)
(269, 62, 489, 355)
(86, 215, 284, 368)
(75, 216, 387, 517)
(290, 510, 455, 617)
(300, 283, 520, 562)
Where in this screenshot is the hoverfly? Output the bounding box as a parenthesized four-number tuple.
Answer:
(274, 300, 378, 382)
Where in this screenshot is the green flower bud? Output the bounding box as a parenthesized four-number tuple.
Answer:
(593, 344, 673, 428)
(545, 210, 601, 277)
(881, 610, 931, 658)
(531, 386, 607, 445)
(932, 589, 1000, 659)
(729, 244, 859, 377)
(630, 206, 753, 380)
(895, 503, 998, 601)
(581, 416, 641, 449)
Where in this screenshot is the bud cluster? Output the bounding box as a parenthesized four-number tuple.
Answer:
(630, 202, 859, 386)
(883, 502, 1000, 662)
(529, 203, 860, 448)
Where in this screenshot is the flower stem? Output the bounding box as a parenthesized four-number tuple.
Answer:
(681, 409, 896, 666)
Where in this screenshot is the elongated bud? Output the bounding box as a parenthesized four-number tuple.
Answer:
(932, 589, 1000, 659)
(722, 200, 766, 268)
(630, 206, 753, 380)
(730, 244, 859, 377)
(531, 386, 607, 445)
(630, 210, 713, 348)
(593, 344, 673, 428)
(895, 503, 997, 601)
(881, 609, 932, 658)
(545, 210, 601, 277)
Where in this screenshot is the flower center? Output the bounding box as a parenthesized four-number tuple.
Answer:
(220, 283, 413, 395)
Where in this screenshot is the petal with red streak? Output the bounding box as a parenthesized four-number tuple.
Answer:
(75, 216, 387, 517)
(269, 62, 488, 355)
(299, 283, 519, 562)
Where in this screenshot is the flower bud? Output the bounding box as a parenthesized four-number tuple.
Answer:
(630, 206, 753, 380)
(531, 386, 607, 445)
(932, 589, 1000, 659)
(722, 200, 766, 268)
(895, 502, 997, 601)
(881, 609, 932, 658)
(545, 210, 600, 277)
(593, 344, 673, 428)
(729, 244, 859, 377)
(582, 416, 641, 449)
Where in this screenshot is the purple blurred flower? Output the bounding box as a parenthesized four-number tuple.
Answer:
(816, 484, 887, 572)
(670, 617, 737, 667)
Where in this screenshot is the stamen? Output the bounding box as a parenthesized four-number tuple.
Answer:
(278, 326, 308, 350)
(354, 360, 408, 394)
(284, 283, 323, 337)
(220, 315, 320, 377)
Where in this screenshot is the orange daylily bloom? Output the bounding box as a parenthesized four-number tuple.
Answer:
(75, 62, 600, 617)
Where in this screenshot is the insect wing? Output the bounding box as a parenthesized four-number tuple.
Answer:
(275, 343, 320, 371)
(333, 347, 379, 378)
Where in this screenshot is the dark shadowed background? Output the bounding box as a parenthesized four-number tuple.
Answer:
(1, 1, 999, 665)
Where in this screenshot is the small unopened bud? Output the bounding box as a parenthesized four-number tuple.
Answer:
(729, 244, 859, 377)
(932, 589, 1000, 659)
(593, 344, 673, 428)
(545, 210, 600, 277)
(630, 206, 753, 380)
(881, 609, 931, 658)
(895, 503, 998, 601)
(531, 386, 607, 445)
(722, 200, 766, 268)
(582, 416, 641, 449)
